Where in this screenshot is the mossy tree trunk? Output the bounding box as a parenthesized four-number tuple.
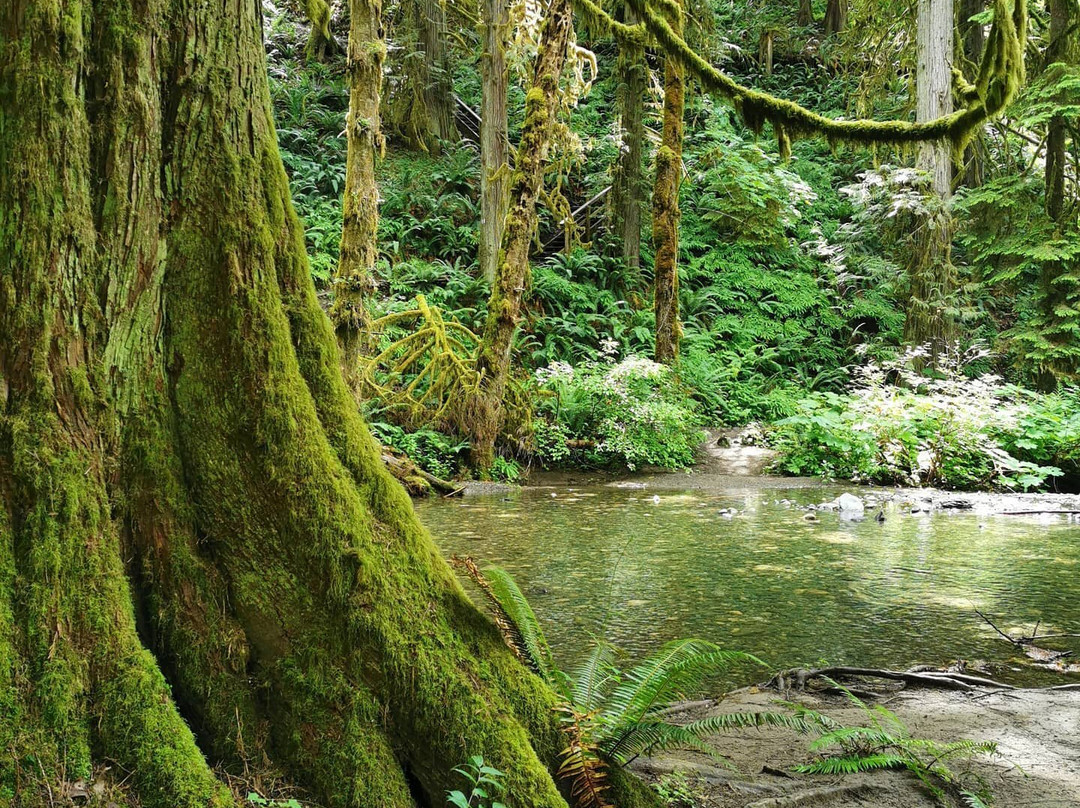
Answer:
(1045, 0, 1079, 223)
(468, 0, 576, 470)
(479, 0, 512, 284)
(652, 0, 686, 365)
(1035, 0, 1080, 386)
(824, 0, 848, 34)
(959, 0, 987, 187)
(610, 7, 647, 275)
(904, 0, 957, 354)
(0, 1, 661, 806)
(333, 0, 386, 385)
(798, 0, 814, 26)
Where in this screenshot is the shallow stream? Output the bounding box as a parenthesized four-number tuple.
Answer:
(416, 480, 1080, 684)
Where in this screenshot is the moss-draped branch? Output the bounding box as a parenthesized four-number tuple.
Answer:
(573, 0, 1027, 155)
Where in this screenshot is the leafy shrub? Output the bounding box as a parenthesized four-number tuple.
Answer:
(368, 420, 470, 480)
(446, 756, 507, 808)
(533, 352, 707, 470)
(770, 347, 1064, 490)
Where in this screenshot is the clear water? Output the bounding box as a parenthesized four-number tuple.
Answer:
(416, 483, 1080, 683)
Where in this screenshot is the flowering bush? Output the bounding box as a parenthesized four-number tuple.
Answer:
(770, 346, 1065, 490)
(533, 350, 706, 470)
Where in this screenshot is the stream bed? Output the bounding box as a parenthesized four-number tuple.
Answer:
(416, 478, 1080, 684)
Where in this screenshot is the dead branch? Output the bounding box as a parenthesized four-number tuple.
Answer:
(767, 666, 1015, 693)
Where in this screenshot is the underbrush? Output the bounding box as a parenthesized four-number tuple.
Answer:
(532, 350, 707, 471)
(770, 348, 1073, 491)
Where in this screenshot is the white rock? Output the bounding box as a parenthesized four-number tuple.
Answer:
(835, 493, 865, 514)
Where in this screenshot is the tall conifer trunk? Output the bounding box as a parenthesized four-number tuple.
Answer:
(652, 0, 686, 364)
(0, 2, 661, 806)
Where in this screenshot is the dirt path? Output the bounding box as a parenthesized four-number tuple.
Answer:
(632, 685, 1080, 807)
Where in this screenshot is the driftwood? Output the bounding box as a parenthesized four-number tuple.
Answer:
(976, 609, 1078, 667)
(768, 665, 1015, 693)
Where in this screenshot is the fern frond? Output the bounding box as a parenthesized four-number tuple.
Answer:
(569, 639, 619, 712)
(681, 711, 818, 736)
(795, 753, 907, 774)
(604, 640, 763, 726)
(556, 705, 611, 808)
(451, 558, 557, 682)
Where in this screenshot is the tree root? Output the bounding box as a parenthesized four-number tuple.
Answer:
(767, 666, 1015, 693)
(745, 784, 889, 807)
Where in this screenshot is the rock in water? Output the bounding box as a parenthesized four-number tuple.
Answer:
(836, 493, 865, 517)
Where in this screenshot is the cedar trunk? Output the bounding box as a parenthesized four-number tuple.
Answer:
(0, 2, 656, 806)
(652, 0, 686, 365)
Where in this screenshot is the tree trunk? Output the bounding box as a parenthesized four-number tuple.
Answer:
(824, 0, 848, 34)
(334, 0, 385, 384)
(653, 0, 686, 365)
(479, 0, 512, 284)
(1035, 0, 1080, 386)
(610, 5, 647, 274)
(0, 1, 660, 806)
(468, 0, 577, 470)
(417, 0, 458, 146)
(905, 0, 956, 353)
(1045, 0, 1079, 223)
(958, 0, 986, 187)
(798, 0, 814, 26)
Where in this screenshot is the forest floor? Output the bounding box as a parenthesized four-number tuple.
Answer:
(633, 684, 1080, 807)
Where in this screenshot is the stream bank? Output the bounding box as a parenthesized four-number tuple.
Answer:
(633, 683, 1080, 807)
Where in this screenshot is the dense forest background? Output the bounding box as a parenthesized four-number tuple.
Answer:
(273, 0, 1079, 487)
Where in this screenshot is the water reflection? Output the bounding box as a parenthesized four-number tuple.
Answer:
(417, 486, 1080, 682)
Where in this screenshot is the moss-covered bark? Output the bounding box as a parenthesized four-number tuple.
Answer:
(479, 0, 512, 286)
(610, 6, 647, 273)
(333, 0, 386, 384)
(652, 0, 685, 365)
(468, 0, 577, 470)
(0, 0, 658, 805)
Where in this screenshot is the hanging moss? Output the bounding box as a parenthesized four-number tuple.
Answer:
(574, 0, 1028, 156)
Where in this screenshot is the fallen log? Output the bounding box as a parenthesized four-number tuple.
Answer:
(381, 451, 462, 496)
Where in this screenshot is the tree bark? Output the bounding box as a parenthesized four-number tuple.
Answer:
(652, 0, 686, 365)
(1045, 0, 1080, 223)
(958, 0, 986, 187)
(417, 0, 458, 145)
(798, 0, 814, 26)
(824, 0, 848, 34)
(905, 0, 957, 353)
(334, 0, 386, 384)
(0, 1, 660, 805)
(468, 0, 577, 470)
(479, 0, 512, 284)
(610, 6, 647, 274)
(1035, 0, 1080, 386)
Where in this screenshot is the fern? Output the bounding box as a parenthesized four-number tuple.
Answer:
(793, 679, 1000, 807)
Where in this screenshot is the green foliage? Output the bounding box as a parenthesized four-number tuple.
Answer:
(446, 756, 508, 808)
(459, 564, 810, 802)
(651, 772, 704, 808)
(785, 681, 998, 807)
(368, 420, 470, 479)
(533, 354, 707, 470)
(770, 347, 1064, 490)
(247, 794, 303, 808)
